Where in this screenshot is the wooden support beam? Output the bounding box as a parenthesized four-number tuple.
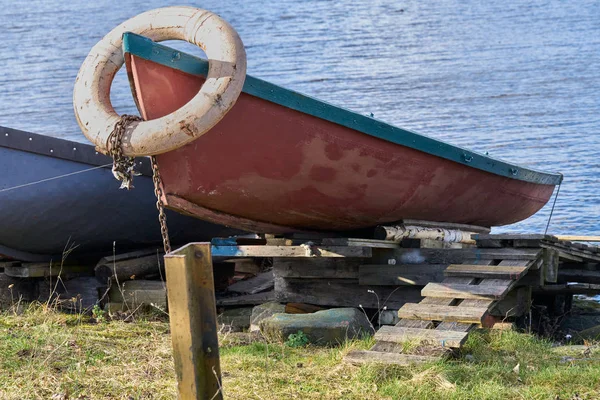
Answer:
(373, 248, 541, 265)
(212, 245, 372, 258)
(95, 254, 163, 282)
(4, 263, 89, 278)
(444, 264, 528, 280)
(273, 258, 360, 279)
(421, 282, 511, 300)
(165, 243, 222, 400)
(216, 291, 275, 307)
(543, 249, 559, 283)
(320, 238, 400, 248)
(556, 235, 600, 242)
(398, 303, 489, 324)
(359, 264, 447, 286)
(274, 277, 422, 309)
(374, 325, 468, 348)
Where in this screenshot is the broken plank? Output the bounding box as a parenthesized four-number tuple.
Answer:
(344, 350, 439, 366)
(444, 264, 528, 280)
(211, 245, 372, 258)
(398, 303, 489, 324)
(421, 282, 511, 300)
(374, 325, 468, 348)
(359, 264, 447, 286)
(227, 270, 274, 294)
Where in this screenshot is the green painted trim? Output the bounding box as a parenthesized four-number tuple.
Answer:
(122, 32, 563, 186)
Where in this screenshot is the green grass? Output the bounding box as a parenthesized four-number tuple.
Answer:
(0, 303, 599, 399)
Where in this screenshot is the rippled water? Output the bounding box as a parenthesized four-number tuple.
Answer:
(1, 0, 598, 234)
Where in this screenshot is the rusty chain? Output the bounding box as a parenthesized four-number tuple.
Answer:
(107, 114, 142, 190)
(108, 115, 171, 254)
(151, 155, 172, 254)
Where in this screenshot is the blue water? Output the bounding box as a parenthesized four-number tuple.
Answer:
(1, 0, 598, 235)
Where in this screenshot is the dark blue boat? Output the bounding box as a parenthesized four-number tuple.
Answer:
(0, 126, 239, 262)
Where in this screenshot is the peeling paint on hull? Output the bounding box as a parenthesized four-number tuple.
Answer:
(126, 46, 557, 232)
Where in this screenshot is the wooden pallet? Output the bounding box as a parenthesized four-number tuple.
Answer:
(345, 247, 542, 365)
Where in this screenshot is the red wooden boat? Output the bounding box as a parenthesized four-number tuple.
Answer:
(119, 32, 562, 233)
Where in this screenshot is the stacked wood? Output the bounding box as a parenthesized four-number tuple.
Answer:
(95, 251, 164, 282)
(273, 258, 422, 309)
(106, 280, 167, 311)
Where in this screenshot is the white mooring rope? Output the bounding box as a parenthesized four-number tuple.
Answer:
(0, 163, 112, 193)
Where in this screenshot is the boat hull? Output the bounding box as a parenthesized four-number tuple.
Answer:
(0, 127, 240, 261)
(126, 44, 558, 233)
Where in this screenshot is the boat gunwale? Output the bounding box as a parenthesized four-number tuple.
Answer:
(0, 126, 152, 176)
(122, 32, 563, 186)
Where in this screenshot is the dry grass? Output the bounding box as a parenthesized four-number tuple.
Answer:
(1, 303, 600, 399)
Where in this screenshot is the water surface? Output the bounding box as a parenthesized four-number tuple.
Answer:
(1, 0, 598, 234)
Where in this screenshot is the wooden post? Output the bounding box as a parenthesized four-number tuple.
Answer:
(164, 243, 222, 400)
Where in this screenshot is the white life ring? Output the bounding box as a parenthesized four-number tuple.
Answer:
(73, 6, 246, 156)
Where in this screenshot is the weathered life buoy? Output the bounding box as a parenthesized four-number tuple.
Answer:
(73, 6, 246, 156)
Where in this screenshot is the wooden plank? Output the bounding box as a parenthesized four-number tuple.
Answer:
(4, 263, 90, 278)
(216, 291, 275, 306)
(398, 303, 489, 324)
(421, 282, 511, 300)
(474, 234, 553, 241)
(375, 248, 541, 265)
(273, 258, 360, 279)
(558, 269, 600, 284)
(556, 235, 600, 242)
(227, 270, 274, 294)
(374, 325, 468, 348)
(274, 277, 422, 309)
(107, 280, 166, 309)
(395, 319, 434, 329)
(455, 260, 530, 327)
(164, 243, 222, 400)
(533, 283, 600, 294)
(542, 242, 600, 262)
(444, 264, 528, 280)
(431, 260, 495, 332)
(321, 238, 400, 248)
(344, 350, 439, 366)
(359, 264, 447, 286)
(0, 261, 20, 269)
(97, 248, 162, 265)
(212, 245, 372, 258)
